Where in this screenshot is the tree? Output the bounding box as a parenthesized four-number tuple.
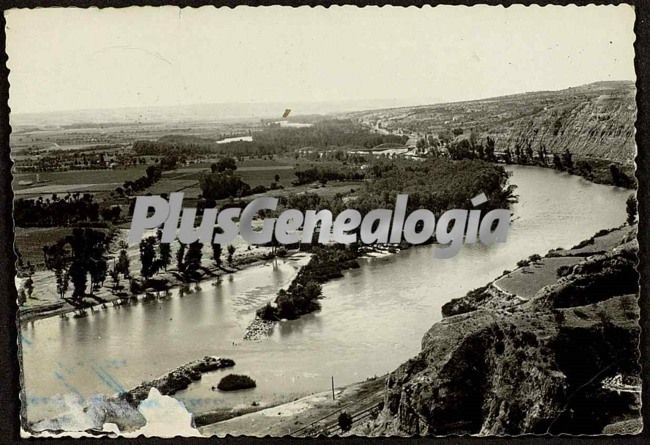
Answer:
(43, 243, 70, 299)
(503, 147, 513, 164)
(626, 195, 638, 225)
(184, 242, 204, 276)
(447, 139, 473, 160)
(139, 236, 159, 280)
(227, 244, 236, 265)
(485, 137, 496, 161)
(553, 153, 563, 170)
(514, 143, 523, 163)
(416, 138, 426, 153)
(101, 206, 121, 224)
(537, 144, 547, 165)
(68, 261, 87, 301)
(88, 257, 108, 293)
(44, 228, 109, 303)
(610, 163, 633, 188)
(199, 171, 251, 200)
(576, 160, 593, 180)
(159, 242, 171, 271)
(55, 268, 68, 300)
(469, 128, 479, 149)
(24, 277, 34, 299)
(117, 249, 130, 278)
(525, 142, 534, 164)
(213, 157, 237, 172)
(476, 143, 485, 160)
(561, 148, 573, 170)
(212, 243, 223, 268)
(109, 263, 121, 293)
(176, 242, 186, 271)
(338, 412, 353, 432)
(274, 174, 280, 183)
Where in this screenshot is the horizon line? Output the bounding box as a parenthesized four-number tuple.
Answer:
(10, 78, 635, 120)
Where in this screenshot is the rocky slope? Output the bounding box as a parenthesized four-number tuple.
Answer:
(489, 83, 636, 163)
(362, 225, 641, 435)
(349, 81, 636, 164)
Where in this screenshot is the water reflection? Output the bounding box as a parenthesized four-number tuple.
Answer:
(277, 312, 323, 338)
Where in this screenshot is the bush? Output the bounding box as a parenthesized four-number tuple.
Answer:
(256, 302, 276, 320)
(338, 411, 353, 432)
(250, 185, 267, 194)
(516, 259, 530, 268)
(216, 374, 256, 391)
(529, 254, 542, 263)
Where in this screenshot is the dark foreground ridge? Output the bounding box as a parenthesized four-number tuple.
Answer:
(361, 224, 641, 436)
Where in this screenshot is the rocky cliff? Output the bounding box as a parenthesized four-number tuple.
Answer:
(489, 82, 636, 163)
(363, 226, 641, 435)
(350, 81, 636, 164)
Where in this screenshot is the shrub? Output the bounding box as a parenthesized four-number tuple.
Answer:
(338, 411, 353, 432)
(516, 259, 530, 268)
(256, 302, 277, 320)
(216, 374, 256, 391)
(529, 254, 542, 263)
(250, 185, 267, 194)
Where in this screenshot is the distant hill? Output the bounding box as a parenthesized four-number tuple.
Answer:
(346, 81, 637, 164)
(10, 97, 442, 128)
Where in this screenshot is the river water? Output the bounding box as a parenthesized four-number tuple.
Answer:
(20, 166, 632, 423)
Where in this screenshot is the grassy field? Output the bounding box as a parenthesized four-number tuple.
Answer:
(15, 227, 73, 267)
(16, 226, 114, 269)
(159, 157, 299, 191)
(145, 179, 199, 195)
(495, 256, 581, 299)
(238, 157, 294, 168)
(238, 167, 296, 188)
(14, 167, 148, 190)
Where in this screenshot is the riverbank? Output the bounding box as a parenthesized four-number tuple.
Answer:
(18, 246, 294, 324)
(198, 224, 640, 437)
(243, 244, 400, 341)
(497, 156, 635, 189)
(199, 375, 387, 437)
(120, 356, 235, 405)
(360, 224, 641, 435)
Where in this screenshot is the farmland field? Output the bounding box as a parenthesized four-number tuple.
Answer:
(13, 167, 148, 190)
(16, 227, 76, 268)
(494, 256, 582, 299)
(14, 182, 123, 197)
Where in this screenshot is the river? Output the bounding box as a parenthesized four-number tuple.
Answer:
(20, 166, 632, 423)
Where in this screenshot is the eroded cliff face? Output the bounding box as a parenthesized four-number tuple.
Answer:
(351, 81, 636, 163)
(365, 227, 641, 436)
(490, 85, 636, 162)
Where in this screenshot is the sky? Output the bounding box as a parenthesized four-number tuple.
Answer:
(5, 5, 637, 115)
